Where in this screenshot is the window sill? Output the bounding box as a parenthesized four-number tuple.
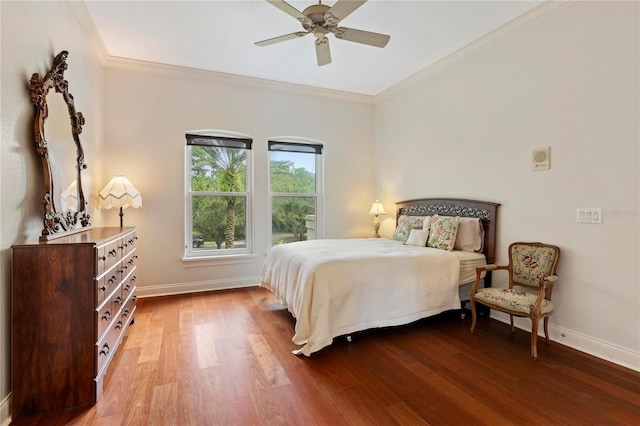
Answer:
(182, 253, 257, 268)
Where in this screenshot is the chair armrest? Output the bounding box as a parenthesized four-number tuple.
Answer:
(471, 265, 508, 296)
(475, 264, 508, 272)
(536, 275, 559, 301)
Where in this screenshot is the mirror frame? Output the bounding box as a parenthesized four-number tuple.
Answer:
(30, 50, 91, 240)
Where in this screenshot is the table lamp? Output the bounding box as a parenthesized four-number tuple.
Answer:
(98, 176, 142, 227)
(368, 200, 386, 238)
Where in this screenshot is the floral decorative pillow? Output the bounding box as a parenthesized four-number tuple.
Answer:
(427, 215, 460, 251)
(392, 215, 429, 243)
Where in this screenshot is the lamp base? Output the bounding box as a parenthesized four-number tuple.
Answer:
(372, 217, 381, 238)
(119, 206, 124, 227)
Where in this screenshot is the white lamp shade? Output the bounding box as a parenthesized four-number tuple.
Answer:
(99, 176, 142, 210)
(368, 200, 386, 215)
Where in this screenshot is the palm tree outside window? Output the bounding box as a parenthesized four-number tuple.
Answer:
(185, 131, 252, 257)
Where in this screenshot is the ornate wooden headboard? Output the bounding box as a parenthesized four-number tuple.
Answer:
(395, 198, 500, 265)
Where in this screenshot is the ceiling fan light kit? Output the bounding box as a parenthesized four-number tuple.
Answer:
(256, 0, 390, 66)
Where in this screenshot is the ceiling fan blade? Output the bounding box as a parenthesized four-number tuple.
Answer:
(255, 31, 309, 47)
(265, 0, 311, 25)
(324, 0, 367, 25)
(334, 27, 390, 48)
(315, 37, 331, 66)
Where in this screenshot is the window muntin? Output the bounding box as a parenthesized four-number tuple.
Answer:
(186, 131, 252, 257)
(269, 140, 323, 246)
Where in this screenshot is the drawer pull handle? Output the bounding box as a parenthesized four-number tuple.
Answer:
(99, 343, 110, 356)
(124, 284, 131, 292)
(108, 249, 117, 257)
(108, 276, 117, 285)
(101, 311, 111, 321)
(115, 321, 123, 330)
(131, 276, 137, 283)
(99, 255, 106, 261)
(113, 296, 122, 307)
(123, 309, 130, 318)
(99, 285, 107, 292)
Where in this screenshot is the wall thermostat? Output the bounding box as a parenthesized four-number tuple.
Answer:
(532, 146, 550, 170)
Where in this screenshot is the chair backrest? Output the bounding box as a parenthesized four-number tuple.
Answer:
(509, 242, 561, 288)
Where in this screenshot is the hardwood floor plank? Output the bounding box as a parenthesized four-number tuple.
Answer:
(137, 326, 163, 364)
(248, 333, 291, 387)
(385, 402, 431, 426)
(195, 323, 220, 369)
(11, 287, 640, 426)
(226, 396, 262, 426)
(149, 382, 178, 425)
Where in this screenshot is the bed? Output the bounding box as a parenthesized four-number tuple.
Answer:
(260, 198, 499, 356)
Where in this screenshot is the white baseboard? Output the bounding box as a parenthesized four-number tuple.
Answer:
(0, 393, 10, 426)
(136, 276, 260, 298)
(491, 312, 640, 372)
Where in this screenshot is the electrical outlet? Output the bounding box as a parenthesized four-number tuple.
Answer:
(576, 208, 602, 224)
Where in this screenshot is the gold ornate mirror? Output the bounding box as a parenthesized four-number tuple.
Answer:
(30, 50, 91, 239)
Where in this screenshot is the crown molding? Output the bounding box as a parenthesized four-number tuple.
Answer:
(374, 0, 570, 103)
(68, 0, 109, 65)
(71, 1, 372, 104)
(104, 56, 375, 105)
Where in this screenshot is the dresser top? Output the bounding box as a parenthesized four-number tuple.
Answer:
(12, 227, 136, 247)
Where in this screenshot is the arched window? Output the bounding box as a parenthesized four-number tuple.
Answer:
(185, 130, 252, 257)
(268, 137, 323, 246)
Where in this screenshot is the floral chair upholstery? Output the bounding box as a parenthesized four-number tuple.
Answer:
(470, 242, 561, 359)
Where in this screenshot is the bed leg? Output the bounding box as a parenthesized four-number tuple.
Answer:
(346, 335, 353, 343)
(459, 301, 468, 319)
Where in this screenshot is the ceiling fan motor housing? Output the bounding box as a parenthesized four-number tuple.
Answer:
(301, 5, 337, 32)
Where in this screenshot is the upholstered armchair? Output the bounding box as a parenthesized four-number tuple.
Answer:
(470, 242, 561, 359)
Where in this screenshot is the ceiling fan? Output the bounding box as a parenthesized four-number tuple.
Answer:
(255, 0, 390, 66)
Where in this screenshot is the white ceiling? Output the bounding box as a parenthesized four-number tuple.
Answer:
(84, 0, 542, 96)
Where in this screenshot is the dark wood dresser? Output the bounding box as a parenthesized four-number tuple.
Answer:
(11, 227, 138, 420)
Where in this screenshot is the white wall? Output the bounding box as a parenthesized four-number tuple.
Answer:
(0, 1, 106, 422)
(374, 1, 639, 369)
(100, 61, 376, 296)
(1, 4, 638, 424)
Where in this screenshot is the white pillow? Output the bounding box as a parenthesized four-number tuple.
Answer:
(405, 227, 429, 246)
(454, 217, 484, 252)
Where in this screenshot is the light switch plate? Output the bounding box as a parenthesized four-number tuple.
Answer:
(576, 208, 602, 224)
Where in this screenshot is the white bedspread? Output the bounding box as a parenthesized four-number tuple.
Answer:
(260, 238, 461, 356)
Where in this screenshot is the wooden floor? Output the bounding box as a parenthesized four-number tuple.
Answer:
(11, 287, 640, 426)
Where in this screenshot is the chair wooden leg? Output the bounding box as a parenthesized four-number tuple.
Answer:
(531, 318, 540, 360)
(544, 317, 550, 344)
(470, 300, 477, 333)
(510, 314, 515, 333)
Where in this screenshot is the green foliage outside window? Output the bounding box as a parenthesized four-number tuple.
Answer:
(190, 145, 319, 250)
(270, 158, 316, 245)
(191, 146, 247, 249)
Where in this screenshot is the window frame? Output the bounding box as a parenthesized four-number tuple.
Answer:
(184, 130, 253, 259)
(268, 137, 324, 248)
